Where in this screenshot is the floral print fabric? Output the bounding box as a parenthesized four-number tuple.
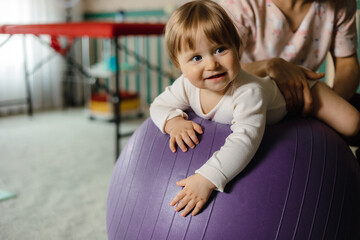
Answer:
(219, 0, 358, 71)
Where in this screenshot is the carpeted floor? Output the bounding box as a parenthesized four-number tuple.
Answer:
(0, 108, 144, 240)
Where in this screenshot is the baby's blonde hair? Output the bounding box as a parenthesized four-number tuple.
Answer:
(165, 0, 241, 68)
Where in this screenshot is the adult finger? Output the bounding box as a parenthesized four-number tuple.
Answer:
(301, 80, 313, 116)
(293, 79, 304, 111)
(281, 88, 295, 112)
(304, 70, 325, 80)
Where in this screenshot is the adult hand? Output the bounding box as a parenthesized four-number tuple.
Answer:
(266, 58, 325, 115)
(164, 117, 203, 152)
(170, 173, 215, 217)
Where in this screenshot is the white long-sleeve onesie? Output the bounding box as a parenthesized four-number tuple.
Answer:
(150, 69, 287, 192)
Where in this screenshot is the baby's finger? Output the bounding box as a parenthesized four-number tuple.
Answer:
(192, 122, 203, 134)
(176, 136, 188, 152)
(181, 134, 195, 149)
(188, 131, 199, 145)
(181, 200, 196, 217)
(176, 178, 186, 187)
(169, 137, 177, 152)
(170, 191, 185, 206)
(191, 201, 205, 216)
(175, 196, 190, 212)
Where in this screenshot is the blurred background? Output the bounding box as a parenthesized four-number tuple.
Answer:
(0, 0, 359, 239)
(0, 1, 187, 239)
(0, 0, 188, 116)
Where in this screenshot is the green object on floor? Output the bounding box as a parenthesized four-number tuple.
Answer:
(0, 189, 16, 202)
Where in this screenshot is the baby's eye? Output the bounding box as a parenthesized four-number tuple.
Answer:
(191, 55, 202, 62)
(215, 47, 227, 54)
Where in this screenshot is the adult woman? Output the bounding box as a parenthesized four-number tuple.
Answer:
(219, 0, 360, 115)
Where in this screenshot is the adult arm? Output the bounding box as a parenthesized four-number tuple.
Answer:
(330, 0, 359, 100)
(332, 54, 360, 100)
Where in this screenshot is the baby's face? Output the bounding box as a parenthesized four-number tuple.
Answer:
(177, 31, 241, 95)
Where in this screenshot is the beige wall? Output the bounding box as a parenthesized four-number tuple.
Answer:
(82, 0, 193, 13)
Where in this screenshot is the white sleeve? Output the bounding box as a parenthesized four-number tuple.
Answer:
(195, 87, 267, 192)
(149, 75, 190, 133)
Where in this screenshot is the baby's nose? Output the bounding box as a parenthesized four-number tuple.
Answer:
(205, 57, 219, 69)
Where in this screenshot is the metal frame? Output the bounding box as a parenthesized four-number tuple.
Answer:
(0, 34, 141, 159)
(0, 22, 166, 160)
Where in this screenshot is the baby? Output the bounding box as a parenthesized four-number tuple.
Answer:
(150, 0, 360, 217)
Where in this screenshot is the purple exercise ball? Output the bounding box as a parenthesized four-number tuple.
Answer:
(106, 112, 360, 240)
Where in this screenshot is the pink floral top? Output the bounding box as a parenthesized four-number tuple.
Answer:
(219, 0, 358, 71)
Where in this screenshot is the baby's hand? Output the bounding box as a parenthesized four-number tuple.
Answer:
(170, 173, 215, 217)
(164, 117, 203, 152)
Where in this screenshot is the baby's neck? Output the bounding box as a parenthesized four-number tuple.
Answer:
(199, 89, 225, 115)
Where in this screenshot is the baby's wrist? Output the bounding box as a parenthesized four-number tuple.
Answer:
(164, 116, 184, 134)
(195, 173, 216, 190)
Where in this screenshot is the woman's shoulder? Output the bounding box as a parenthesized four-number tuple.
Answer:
(316, 0, 356, 19)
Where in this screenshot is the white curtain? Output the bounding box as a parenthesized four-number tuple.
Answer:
(0, 0, 83, 115)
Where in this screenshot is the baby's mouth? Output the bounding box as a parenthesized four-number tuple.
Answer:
(206, 72, 226, 79)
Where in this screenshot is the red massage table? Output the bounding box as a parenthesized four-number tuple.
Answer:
(0, 22, 166, 158)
